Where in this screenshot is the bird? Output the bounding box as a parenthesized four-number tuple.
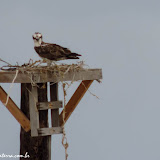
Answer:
(32, 32, 81, 64)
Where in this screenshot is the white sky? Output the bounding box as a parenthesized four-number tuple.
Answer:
(1, 0, 160, 160)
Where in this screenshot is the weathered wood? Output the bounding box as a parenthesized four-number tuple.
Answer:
(0, 69, 102, 83)
(50, 83, 59, 127)
(20, 83, 51, 160)
(59, 80, 93, 126)
(0, 86, 30, 132)
(38, 127, 63, 136)
(37, 101, 62, 110)
(29, 86, 39, 137)
(37, 83, 51, 160)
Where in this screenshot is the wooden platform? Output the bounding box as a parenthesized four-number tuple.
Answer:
(0, 69, 102, 83)
(0, 66, 102, 136)
(0, 62, 103, 159)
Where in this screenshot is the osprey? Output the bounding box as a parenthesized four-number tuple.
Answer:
(32, 32, 81, 63)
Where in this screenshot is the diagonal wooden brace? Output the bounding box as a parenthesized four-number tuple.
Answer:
(0, 86, 30, 132)
(59, 80, 94, 126)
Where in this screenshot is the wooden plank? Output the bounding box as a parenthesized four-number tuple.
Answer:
(0, 86, 30, 132)
(37, 83, 51, 160)
(50, 83, 59, 127)
(38, 127, 63, 136)
(37, 101, 62, 110)
(29, 86, 39, 137)
(59, 80, 93, 126)
(0, 69, 102, 83)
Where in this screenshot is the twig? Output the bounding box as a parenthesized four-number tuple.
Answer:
(0, 58, 12, 66)
(82, 81, 99, 99)
(62, 82, 69, 160)
(5, 69, 19, 105)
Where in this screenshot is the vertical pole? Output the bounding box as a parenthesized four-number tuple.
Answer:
(50, 83, 59, 127)
(20, 83, 51, 160)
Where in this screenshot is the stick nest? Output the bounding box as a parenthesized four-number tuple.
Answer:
(0, 59, 88, 74)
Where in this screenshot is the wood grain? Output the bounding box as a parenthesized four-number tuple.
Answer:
(50, 83, 59, 127)
(0, 69, 102, 83)
(37, 101, 62, 110)
(38, 127, 63, 136)
(29, 86, 39, 137)
(20, 83, 51, 160)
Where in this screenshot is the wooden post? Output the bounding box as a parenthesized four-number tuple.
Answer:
(29, 86, 39, 137)
(0, 67, 102, 159)
(50, 83, 59, 127)
(20, 83, 51, 160)
(0, 67, 102, 160)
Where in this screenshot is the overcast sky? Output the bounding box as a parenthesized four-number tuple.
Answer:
(1, 0, 160, 160)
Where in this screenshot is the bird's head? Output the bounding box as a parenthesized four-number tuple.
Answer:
(32, 32, 43, 47)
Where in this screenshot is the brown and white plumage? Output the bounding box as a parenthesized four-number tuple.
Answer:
(32, 32, 81, 61)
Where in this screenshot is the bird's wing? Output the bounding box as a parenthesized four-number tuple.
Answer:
(41, 43, 72, 57)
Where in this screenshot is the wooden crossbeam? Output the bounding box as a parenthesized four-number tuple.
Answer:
(0, 86, 30, 132)
(37, 101, 62, 110)
(38, 127, 63, 136)
(0, 69, 102, 83)
(59, 80, 93, 126)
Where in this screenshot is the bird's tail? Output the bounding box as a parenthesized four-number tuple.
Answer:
(67, 52, 81, 59)
(67, 57, 79, 59)
(70, 53, 81, 57)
